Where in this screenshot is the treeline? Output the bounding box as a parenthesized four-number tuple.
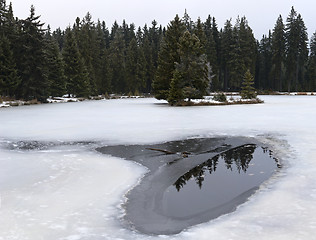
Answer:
(0, 1, 316, 101)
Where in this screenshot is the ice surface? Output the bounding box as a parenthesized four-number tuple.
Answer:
(0, 96, 316, 239)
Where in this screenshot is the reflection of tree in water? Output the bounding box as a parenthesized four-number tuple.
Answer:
(173, 144, 257, 191)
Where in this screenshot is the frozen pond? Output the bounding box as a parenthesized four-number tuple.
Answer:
(97, 138, 280, 235)
(0, 96, 316, 239)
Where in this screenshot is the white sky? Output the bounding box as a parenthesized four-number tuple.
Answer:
(8, 0, 316, 39)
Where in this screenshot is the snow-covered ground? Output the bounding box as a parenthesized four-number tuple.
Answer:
(0, 95, 316, 240)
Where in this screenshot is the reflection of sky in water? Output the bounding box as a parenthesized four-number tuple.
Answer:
(163, 145, 279, 218)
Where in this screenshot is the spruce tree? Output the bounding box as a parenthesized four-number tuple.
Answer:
(0, 35, 20, 96)
(285, 7, 308, 91)
(167, 30, 209, 104)
(44, 34, 66, 97)
(229, 17, 256, 91)
(182, 9, 193, 32)
(95, 20, 110, 94)
(167, 70, 183, 105)
(62, 28, 90, 97)
(257, 33, 272, 90)
(16, 5, 49, 101)
(204, 15, 219, 90)
(0, 1, 20, 97)
(142, 30, 154, 93)
(153, 15, 185, 100)
(108, 28, 126, 93)
(307, 32, 316, 91)
(75, 13, 98, 95)
(126, 37, 145, 94)
(52, 27, 64, 50)
(220, 19, 234, 91)
(194, 18, 207, 49)
(240, 70, 257, 99)
(212, 17, 220, 68)
(229, 20, 245, 90)
(271, 15, 285, 91)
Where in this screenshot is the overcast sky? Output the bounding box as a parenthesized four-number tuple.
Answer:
(8, 0, 316, 39)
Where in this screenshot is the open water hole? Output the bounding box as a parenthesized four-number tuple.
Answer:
(97, 137, 281, 235)
(163, 144, 277, 218)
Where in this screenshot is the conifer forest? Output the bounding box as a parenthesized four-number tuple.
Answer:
(0, 1, 316, 101)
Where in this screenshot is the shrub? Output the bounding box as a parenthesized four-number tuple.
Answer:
(213, 92, 227, 102)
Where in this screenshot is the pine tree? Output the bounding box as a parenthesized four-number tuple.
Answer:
(16, 5, 49, 101)
(108, 28, 126, 93)
(75, 12, 98, 94)
(307, 32, 316, 91)
(229, 17, 257, 91)
(285, 7, 308, 91)
(204, 15, 219, 90)
(62, 28, 90, 97)
(194, 18, 207, 49)
(271, 15, 285, 91)
(0, 35, 20, 96)
(257, 33, 272, 90)
(142, 30, 154, 93)
(153, 15, 185, 100)
(126, 37, 145, 94)
(220, 19, 234, 91)
(240, 70, 257, 99)
(94, 20, 110, 94)
(295, 14, 308, 90)
(182, 9, 193, 32)
(167, 70, 183, 105)
(212, 17, 220, 67)
(52, 27, 64, 50)
(167, 30, 209, 104)
(0, 1, 20, 97)
(44, 33, 66, 97)
(229, 19, 245, 90)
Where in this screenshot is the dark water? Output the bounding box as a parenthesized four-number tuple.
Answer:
(97, 137, 281, 235)
(163, 144, 277, 218)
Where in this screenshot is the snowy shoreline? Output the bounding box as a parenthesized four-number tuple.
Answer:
(1, 92, 315, 108)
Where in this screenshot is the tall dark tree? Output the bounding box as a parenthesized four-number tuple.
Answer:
(271, 15, 286, 91)
(75, 13, 98, 94)
(16, 5, 49, 101)
(108, 27, 126, 93)
(204, 15, 219, 90)
(125, 37, 146, 94)
(52, 27, 64, 50)
(153, 15, 185, 99)
(285, 7, 308, 91)
(44, 32, 66, 97)
(220, 19, 234, 91)
(240, 69, 257, 99)
(212, 17, 220, 66)
(62, 28, 89, 97)
(0, 0, 20, 97)
(167, 30, 209, 104)
(182, 9, 193, 32)
(257, 33, 272, 90)
(307, 32, 316, 91)
(94, 20, 110, 94)
(227, 16, 257, 91)
(0, 35, 20, 96)
(142, 29, 154, 93)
